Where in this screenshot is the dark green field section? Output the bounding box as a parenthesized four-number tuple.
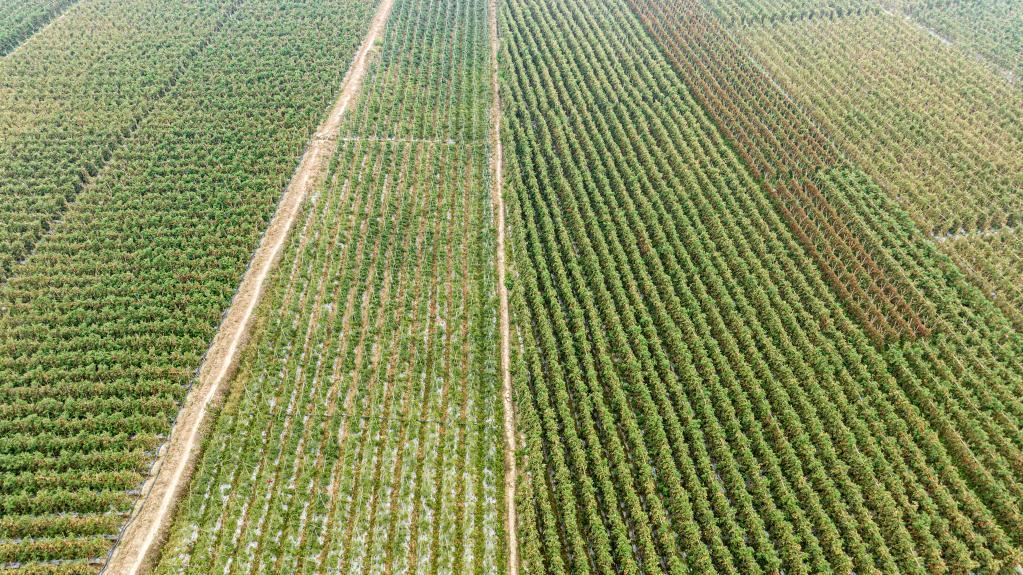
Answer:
(0, 0, 236, 281)
(0, 0, 376, 572)
(0, 0, 78, 55)
(502, 0, 1023, 573)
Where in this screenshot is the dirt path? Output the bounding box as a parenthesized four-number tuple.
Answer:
(101, 1, 394, 572)
(488, 1, 518, 574)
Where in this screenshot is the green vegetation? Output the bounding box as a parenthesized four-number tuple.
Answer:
(0, 0, 77, 54)
(702, 0, 875, 26)
(911, 0, 1023, 80)
(0, 0, 375, 571)
(741, 12, 1023, 236)
(941, 228, 1023, 329)
(0, 0, 237, 281)
(1, 0, 1022, 573)
(630, 0, 931, 342)
(680, 3, 1023, 331)
(504, 0, 1023, 572)
(153, 0, 505, 572)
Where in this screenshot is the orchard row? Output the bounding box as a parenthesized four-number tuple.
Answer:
(505, 0, 1023, 572)
(0, 0, 376, 570)
(153, 0, 506, 572)
(0, 0, 77, 54)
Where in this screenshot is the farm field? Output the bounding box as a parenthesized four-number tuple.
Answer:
(0, 0, 1021, 573)
(907, 0, 1023, 80)
(151, 0, 506, 573)
(629, 0, 1023, 333)
(0, 0, 77, 54)
(506, 0, 1023, 573)
(0, 0, 376, 571)
(0, 0, 237, 280)
(739, 11, 1023, 237)
(701, 0, 875, 26)
(939, 228, 1023, 330)
(0, 0, 77, 53)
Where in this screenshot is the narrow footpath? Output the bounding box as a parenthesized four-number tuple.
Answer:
(101, 0, 396, 571)
(488, 0, 519, 574)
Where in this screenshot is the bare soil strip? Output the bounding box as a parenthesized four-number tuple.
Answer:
(102, 1, 395, 572)
(488, 1, 518, 574)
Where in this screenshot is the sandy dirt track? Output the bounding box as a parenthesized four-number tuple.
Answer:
(488, 0, 518, 574)
(101, 0, 395, 572)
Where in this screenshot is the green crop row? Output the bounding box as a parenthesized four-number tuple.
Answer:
(503, 0, 1023, 573)
(910, 0, 1023, 80)
(0, 0, 377, 570)
(0, 0, 78, 54)
(153, 0, 505, 572)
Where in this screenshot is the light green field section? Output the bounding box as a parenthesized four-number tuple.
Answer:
(153, 0, 506, 572)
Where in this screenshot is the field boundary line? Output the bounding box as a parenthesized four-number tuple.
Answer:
(100, 0, 395, 571)
(488, 0, 518, 574)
